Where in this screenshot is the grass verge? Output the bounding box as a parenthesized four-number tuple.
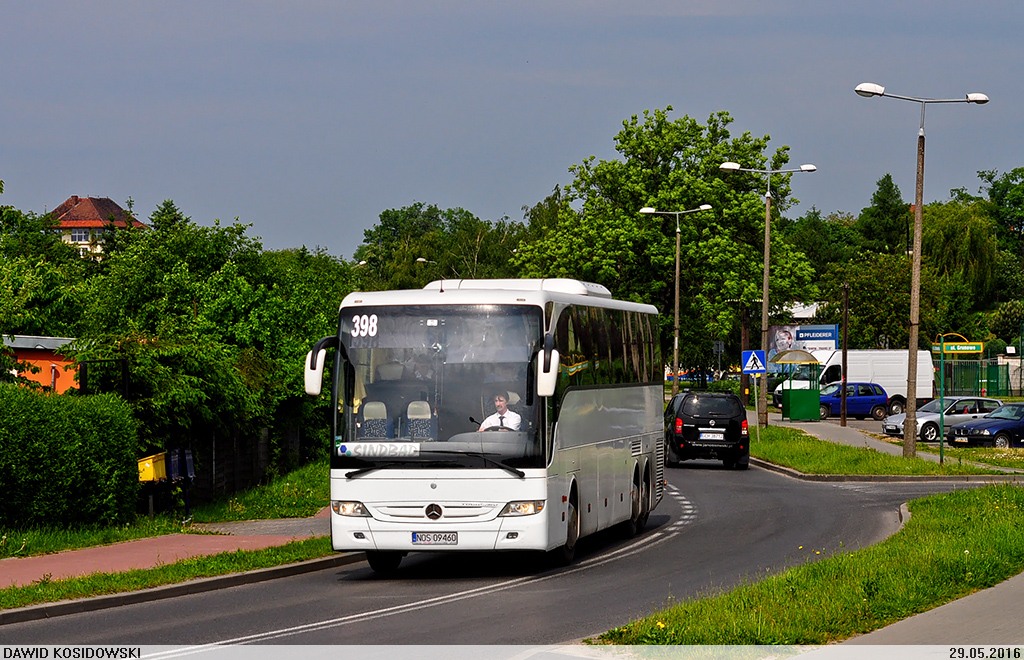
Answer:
(0, 537, 334, 612)
(599, 484, 1024, 644)
(751, 426, 1002, 475)
(190, 459, 329, 523)
(0, 459, 329, 560)
(915, 444, 1024, 471)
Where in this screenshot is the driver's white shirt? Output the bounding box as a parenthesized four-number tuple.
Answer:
(479, 409, 521, 430)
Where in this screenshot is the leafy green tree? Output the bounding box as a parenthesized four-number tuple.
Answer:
(978, 168, 1024, 253)
(816, 253, 941, 349)
(988, 300, 1024, 342)
(0, 256, 87, 337)
(778, 207, 862, 281)
(921, 200, 998, 308)
(514, 107, 816, 364)
(855, 174, 911, 254)
(520, 186, 566, 244)
(0, 207, 80, 263)
(353, 202, 525, 290)
(70, 209, 353, 470)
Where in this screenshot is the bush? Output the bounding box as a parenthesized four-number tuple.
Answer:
(707, 379, 741, 395)
(0, 386, 139, 528)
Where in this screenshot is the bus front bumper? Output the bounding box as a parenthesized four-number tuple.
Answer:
(331, 513, 550, 552)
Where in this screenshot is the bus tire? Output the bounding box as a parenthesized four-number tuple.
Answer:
(366, 550, 403, 574)
(552, 488, 579, 566)
(621, 469, 644, 538)
(638, 467, 651, 530)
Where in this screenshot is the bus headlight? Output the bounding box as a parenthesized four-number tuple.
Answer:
(499, 500, 545, 516)
(332, 501, 370, 516)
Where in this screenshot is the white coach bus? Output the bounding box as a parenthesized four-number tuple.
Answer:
(304, 278, 664, 573)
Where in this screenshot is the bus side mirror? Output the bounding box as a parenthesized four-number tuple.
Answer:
(305, 348, 328, 396)
(537, 348, 559, 398)
(305, 335, 341, 396)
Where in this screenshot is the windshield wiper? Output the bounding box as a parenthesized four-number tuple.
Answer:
(345, 462, 406, 479)
(420, 449, 526, 479)
(345, 459, 465, 479)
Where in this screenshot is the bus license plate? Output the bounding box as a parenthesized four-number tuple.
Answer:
(699, 432, 724, 440)
(412, 532, 458, 546)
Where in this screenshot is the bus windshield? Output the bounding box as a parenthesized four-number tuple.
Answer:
(332, 304, 545, 470)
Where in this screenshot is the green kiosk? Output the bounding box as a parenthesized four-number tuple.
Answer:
(772, 349, 821, 422)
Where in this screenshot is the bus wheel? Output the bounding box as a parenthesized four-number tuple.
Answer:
(622, 471, 643, 538)
(366, 550, 403, 574)
(637, 469, 651, 531)
(553, 492, 579, 566)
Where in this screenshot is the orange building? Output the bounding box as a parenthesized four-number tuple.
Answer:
(3, 335, 77, 391)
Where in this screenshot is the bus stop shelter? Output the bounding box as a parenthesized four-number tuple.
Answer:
(772, 349, 820, 422)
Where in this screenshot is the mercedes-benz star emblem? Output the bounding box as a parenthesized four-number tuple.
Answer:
(425, 504, 443, 520)
(709, 419, 716, 426)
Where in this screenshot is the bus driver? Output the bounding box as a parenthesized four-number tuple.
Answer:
(478, 391, 521, 431)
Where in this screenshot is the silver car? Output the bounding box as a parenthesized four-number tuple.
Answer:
(882, 396, 1003, 442)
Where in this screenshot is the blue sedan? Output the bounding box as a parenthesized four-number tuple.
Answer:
(949, 403, 1024, 448)
(819, 382, 889, 420)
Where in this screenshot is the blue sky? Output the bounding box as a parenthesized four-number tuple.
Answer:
(2, 1, 1021, 259)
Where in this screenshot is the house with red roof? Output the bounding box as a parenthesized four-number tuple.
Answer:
(52, 196, 146, 255)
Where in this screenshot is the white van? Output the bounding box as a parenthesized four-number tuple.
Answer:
(772, 349, 934, 415)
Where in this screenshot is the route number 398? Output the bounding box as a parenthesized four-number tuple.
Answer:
(351, 314, 379, 338)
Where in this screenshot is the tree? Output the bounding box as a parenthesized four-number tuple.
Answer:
(0, 207, 80, 263)
(978, 168, 1024, 253)
(920, 199, 998, 308)
(988, 300, 1024, 342)
(353, 202, 526, 290)
(514, 107, 816, 364)
(778, 207, 861, 281)
(816, 253, 933, 349)
(68, 209, 356, 472)
(854, 174, 911, 254)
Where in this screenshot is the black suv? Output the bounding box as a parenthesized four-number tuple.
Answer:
(665, 391, 749, 470)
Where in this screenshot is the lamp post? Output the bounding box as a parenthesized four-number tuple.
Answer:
(719, 161, 817, 427)
(855, 82, 989, 458)
(639, 204, 713, 397)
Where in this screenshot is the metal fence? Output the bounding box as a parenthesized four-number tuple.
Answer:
(938, 359, 1011, 397)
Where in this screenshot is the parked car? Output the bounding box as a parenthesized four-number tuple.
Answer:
(664, 391, 749, 469)
(949, 403, 1024, 448)
(818, 382, 889, 420)
(882, 396, 1003, 442)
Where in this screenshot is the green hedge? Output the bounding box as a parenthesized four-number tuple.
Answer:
(0, 386, 139, 528)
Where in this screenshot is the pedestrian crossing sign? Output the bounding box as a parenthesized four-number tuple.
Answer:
(742, 350, 767, 374)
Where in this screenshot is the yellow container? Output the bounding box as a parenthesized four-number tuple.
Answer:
(138, 452, 168, 482)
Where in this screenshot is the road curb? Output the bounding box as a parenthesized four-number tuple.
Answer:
(750, 457, 1024, 483)
(0, 552, 366, 626)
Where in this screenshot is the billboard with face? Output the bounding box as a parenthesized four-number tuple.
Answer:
(767, 324, 839, 372)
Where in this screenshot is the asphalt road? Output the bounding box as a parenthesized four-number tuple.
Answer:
(1, 463, 979, 646)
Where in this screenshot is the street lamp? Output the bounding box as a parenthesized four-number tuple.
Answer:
(855, 82, 988, 458)
(639, 204, 713, 397)
(719, 160, 817, 427)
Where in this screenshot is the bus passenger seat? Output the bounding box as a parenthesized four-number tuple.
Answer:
(405, 400, 436, 440)
(360, 401, 393, 438)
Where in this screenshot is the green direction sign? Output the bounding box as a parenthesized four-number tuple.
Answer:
(931, 342, 984, 354)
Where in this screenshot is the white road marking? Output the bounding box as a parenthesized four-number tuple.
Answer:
(143, 489, 698, 656)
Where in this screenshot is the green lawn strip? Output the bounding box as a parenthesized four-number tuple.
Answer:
(0, 518, 199, 561)
(189, 459, 330, 523)
(913, 444, 1024, 471)
(598, 484, 1024, 644)
(751, 426, 1001, 475)
(0, 459, 330, 560)
(0, 537, 335, 611)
